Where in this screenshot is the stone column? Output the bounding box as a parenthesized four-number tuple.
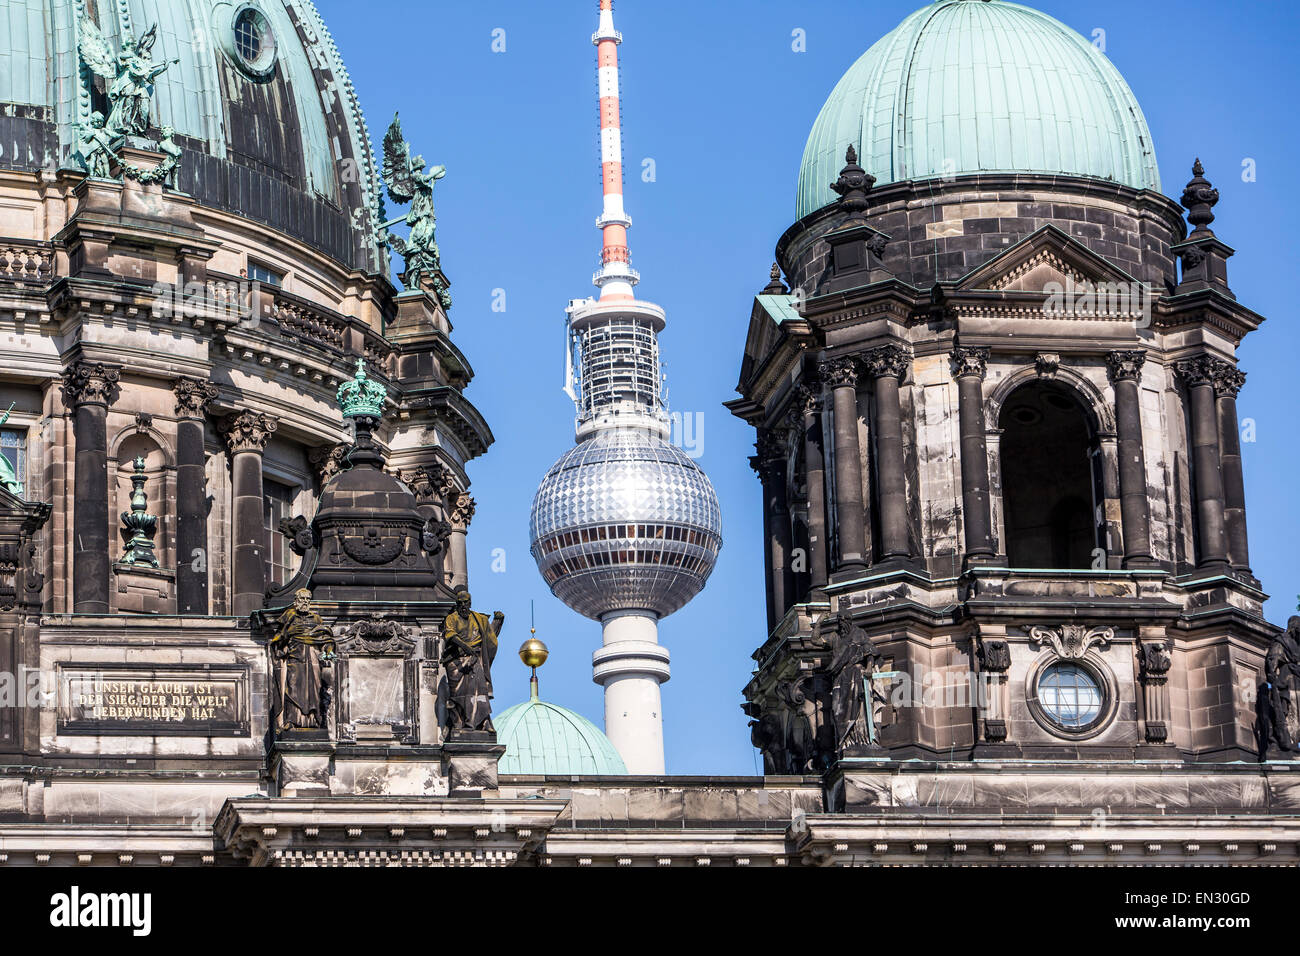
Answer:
(448, 492, 475, 589)
(863, 345, 911, 561)
(975, 636, 1012, 744)
(219, 410, 278, 617)
(820, 357, 868, 570)
(1106, 350, 1154, 567)
(173, 377, 218, 614)
(795, 384, 829, 591)
(951, 347, 995, 562)
(61, 361, 120, 613)
(1175, 358, 1229, 568)
(1212, 364, 1251, 573)
(755, 428, 794, 628)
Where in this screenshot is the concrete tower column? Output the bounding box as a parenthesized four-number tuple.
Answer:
(594, 610, 670, 774)
(219, 410, 278, 617)
(1212, 364, 1251, 573)
(821, 357, 868, 569)
(1176, 358, 1229, 569)
(173, 377, 218, 614)
(62, 361, 120, 614)
(952, 347, 996, 563)
(1106, 350, 1154, 567)
(863, 345, 911, 561)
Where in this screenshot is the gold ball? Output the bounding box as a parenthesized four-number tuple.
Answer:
(518, 637, 549, 669)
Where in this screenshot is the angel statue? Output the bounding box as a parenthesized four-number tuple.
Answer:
(72, 112, 119, 179)
(379, 113, 451, 309)
(79, 17, 179, 138)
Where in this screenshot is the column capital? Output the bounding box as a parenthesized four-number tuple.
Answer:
(61, 361, 121, 408)
(172, 376, 219, 419)
(1212, 363, 1246, 397)
(398, 462, 457, 503)
(753, 427, 791, 479)
(1106, 349, 1147, 384)
(450, 491, 476, 527)
(1173, 356, 1218, 387)
(950, 346, 990, 379)
(861, 344, 911, 380)
(818, 357, 859, 389)
(793, 381, 823, 417)
(309, 442, 350, 484)
(219, 410, 279, 455)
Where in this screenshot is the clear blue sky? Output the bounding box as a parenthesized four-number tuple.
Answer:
(317, 0, 1300, 774)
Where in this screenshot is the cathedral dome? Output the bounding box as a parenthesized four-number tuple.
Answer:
(796, 0, 1161, 220)
(0, 0, 383, 271)
(496, 696, 628, 776)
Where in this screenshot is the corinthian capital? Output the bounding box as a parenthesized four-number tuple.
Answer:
(61, 361, 121, 408)
(1211, 363, 1246, 397)
(173, 376, 219, 419)
(950, 346, 990, 379)
(1106, 349, 1146, 384)
(861, 344, 911, 380)
(450, 491, 476, 527)
(219, 410, 279, 454)
(1173, 356, 1216, 388)
(793, 381, 823, 418)
(818, 357, 859, 389)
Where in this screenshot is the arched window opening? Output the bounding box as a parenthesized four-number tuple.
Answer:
(999, 382, 1102, 569)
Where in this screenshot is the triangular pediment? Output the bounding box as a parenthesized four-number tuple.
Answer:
(956, 224, 1140, 293)
(736, 295, 791, 391)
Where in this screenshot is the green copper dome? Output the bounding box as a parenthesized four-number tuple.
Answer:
(796, 0, 1161, 219)
(496, 696, 628, 776)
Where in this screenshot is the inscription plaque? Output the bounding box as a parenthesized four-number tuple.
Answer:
(56, 664, 250, 736)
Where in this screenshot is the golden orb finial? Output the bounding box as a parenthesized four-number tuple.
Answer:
(519, 637, 549, 669)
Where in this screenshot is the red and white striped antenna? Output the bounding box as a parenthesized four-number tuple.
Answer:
(593, 0, 637, 302)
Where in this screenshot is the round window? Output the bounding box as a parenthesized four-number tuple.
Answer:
(1036, 661, 1103, 730)
(232, 6, 276, 77)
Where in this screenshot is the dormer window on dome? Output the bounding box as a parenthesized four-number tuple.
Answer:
(230, 4, 277, 79)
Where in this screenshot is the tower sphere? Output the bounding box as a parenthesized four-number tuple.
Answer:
(529, 428, 721, 622)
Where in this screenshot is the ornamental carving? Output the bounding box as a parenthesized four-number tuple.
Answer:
(219, 411, 278, 454)
(950, 346, 990, 379)
(793, 382, 823, 417)
(339, 613, 416, 656)
(1028, 624, 1114, 659)
(1035, 353, 1060, 379)
(278, 515, 315, 557)
(1212, 365, 1246, 398)
(1106, 349, 1146, 383)
(755, 428, 791, 470)
(450, 492, 476, 527)
(173, 377, 219, 418)
(340, 527, 406, 565)
(1138, 640, 1173, 682)
(400, 463, 456, 502)
(977, 638, 1012, 674)
(310, 443, 351, 484)
(861, 344, 910, 381)
(61, 362, 120, 408)
(1173, 357, 1216, 388)
(819, 357, 859, 389)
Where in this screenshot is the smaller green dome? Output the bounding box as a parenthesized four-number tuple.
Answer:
(496, 697, 628, 776)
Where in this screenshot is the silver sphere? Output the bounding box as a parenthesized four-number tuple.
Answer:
(530, 428, 722, 621)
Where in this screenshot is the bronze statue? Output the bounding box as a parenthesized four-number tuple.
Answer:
(269, 589, 336, 732)
(155, 126, 182, 189)
(1259, 616, 1300, 756)
(828, 616, 889, 753)
(78, 19, 179, 137)
(73, 111, 118, 178)
(441, 587, 502, 734)
(379, 113, 451, 308)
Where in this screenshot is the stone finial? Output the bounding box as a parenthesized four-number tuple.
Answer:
(829, 144, 876, 213)
(762, 262, 788, 295)
(336, 358, 387, 419)
(1180, 159, 1219, 234)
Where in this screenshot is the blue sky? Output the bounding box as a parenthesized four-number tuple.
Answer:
(316, 0, 1300, 774)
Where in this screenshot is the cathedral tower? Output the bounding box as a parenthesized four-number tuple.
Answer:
(529, 0, 721, 774)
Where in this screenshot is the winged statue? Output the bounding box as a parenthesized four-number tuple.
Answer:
(379, 113, 451, 308)
(78, 17, 179, 137)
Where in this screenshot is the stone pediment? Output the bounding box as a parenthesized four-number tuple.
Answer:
(955, 224, 1140, 294)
